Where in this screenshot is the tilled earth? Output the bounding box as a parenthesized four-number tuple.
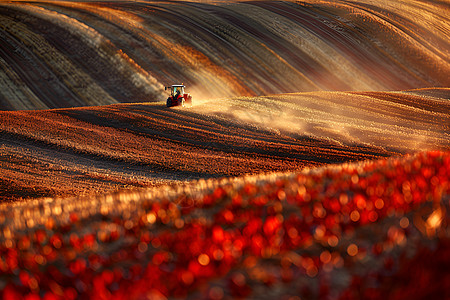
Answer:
(0, 0, 448, 110)
(1, 89, 448, 202)
(0, 96, 387, 202)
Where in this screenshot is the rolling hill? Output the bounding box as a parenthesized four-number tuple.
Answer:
(1, 89, 448, 202)
(0, 0, 449, 110)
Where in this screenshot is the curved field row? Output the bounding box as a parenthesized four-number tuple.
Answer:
(0, 151, 448, 299)
(0, 13, 116, 108)
(0, 0, 449, 110)
(0, 89, 448, 202)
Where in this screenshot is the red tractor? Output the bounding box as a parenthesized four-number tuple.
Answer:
(165, 84, 193, 107)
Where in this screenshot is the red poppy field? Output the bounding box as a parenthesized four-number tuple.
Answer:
(0, 0, 449, 299)
(0, 151, 449, 299)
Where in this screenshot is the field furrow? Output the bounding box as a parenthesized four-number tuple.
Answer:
(1, 0, 449, 109)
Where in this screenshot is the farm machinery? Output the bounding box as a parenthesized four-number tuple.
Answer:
(165, 84, 192, 107)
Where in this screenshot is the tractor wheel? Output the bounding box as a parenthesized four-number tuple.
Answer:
(178, 98, 185, 107)
(166, 98, 172, 107)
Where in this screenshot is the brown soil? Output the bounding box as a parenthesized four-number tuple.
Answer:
(1, 88, 449, 202)
(0, 0, 448, 110)
(0, 98, 397, 202)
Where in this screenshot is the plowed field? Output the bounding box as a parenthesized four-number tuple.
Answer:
(1, 89, 448, 202)
(1, 0, 449, 110)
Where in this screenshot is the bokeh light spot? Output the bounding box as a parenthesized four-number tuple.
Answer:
(350, 210, 360, 222)
(400, 217, 409, 228)
(198, 254, 210, 266)
(347, 244, 358, 256)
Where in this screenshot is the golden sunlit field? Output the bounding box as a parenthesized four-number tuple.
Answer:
(0, 0, 449, 299)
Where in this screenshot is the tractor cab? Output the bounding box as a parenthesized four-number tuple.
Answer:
(170, 85, 185, 97)
(165, 84, 192, 107)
